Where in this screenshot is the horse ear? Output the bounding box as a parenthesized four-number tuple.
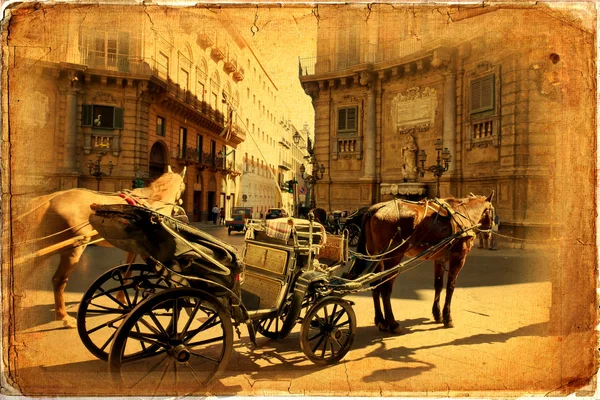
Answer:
(167, 165, 173, 174)
(469, 192, 475, 197)
(180, 166, 187, 178)
(486, 190, 495, 202)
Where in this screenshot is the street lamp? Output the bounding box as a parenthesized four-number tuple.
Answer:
(300, 155, 325, 209)
(419, 138, 451, 198)
(293, 131, 301, 145)
(88, 151, 114, 191)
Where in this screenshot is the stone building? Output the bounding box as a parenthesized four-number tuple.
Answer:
(299, 5, 595, 238)
(7, 6, 303, 222)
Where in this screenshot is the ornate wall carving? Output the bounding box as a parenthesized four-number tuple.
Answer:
(391, 86, 437, 134)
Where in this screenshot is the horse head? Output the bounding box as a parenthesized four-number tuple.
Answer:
(476, 191, 495, 231)
(143, 166, 187, 214)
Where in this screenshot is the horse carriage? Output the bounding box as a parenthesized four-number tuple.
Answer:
(15, 167, 495, 394)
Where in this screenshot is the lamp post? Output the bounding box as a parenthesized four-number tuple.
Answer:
(418, 138, 451, 198)
(88, 151, 114, 191)
(299, 151, 325, 210)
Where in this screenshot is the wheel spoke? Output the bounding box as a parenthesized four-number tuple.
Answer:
(148, 310, 170, 338)
(138, 316, 164, 337)
(99, 329, 117, 352)
(122, 348, 168, 364)
(189, 351, 220, 365)
(311, 334, 325, 353)
(152, 352, 172, 398)
(186, 335, 224, 347)
(127, 330, 169, 348)
(329, 304, 338, 324)
(125, 353, 170, 390)
(184, 314, 218, 341)
(172, 298, 180, 336)
(320, 337, 330, 358)
(334, 319, 350, 328)
(86, 313, 126, 335)
(181, 300, 201, 337)
(184, 361, 207, 386)
(115, 271, 134, 308)
(308, 331, 325, 341)
(86, 303, 128, 314)
(264, 318, 274, 332)
(332, 311, 346, 325)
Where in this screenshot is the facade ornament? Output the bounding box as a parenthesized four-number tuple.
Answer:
(391, 86, 437, 134)
(359, 71, 375, 87)
(93, 91, 117, 104)
(380, 182, 426, 196)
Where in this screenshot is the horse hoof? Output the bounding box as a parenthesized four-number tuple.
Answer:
(389, 325, 405, 335)
(62, 316, 76, 329)
(443, 321, 454, 329)
(377, 322, 388, 332)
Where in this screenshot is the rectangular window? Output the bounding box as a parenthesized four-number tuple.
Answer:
(156, 116, 165, 136)
(180, 68, 189, 91)
(158, 52, 169, 80)
(210, 140, 216, 159)
(196, 134, 203, 161)
(82, 104, 124, 129)
(337, 106, 358, 135)
(470, 75, 495, 114)
(179, 127, 187, 158)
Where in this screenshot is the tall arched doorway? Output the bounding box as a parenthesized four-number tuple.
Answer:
(149, 142, 168, 181)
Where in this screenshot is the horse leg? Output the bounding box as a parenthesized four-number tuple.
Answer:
(443, 256, 467, 328)
(432, 260, 445, 323)
(52, 245, 86, 328)
(371, 287, 387, 331)
(380, 275, 403, 334)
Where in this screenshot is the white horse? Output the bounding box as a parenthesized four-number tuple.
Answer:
(14, 166, 187, 328)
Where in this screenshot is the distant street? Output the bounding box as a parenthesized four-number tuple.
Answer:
(8, 222, 561, 397)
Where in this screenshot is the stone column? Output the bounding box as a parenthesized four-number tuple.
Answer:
(64, 79, 79, 171)
(443, 71, 457, 172)
(363, 86, 377, 178)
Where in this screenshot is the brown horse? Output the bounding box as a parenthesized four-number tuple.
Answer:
(348, 193, 495, 333)
(14, 166, 187, 328)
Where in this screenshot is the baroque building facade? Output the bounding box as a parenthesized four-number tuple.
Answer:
(8, 6, 304, 222)
(299, 6, 594, 238)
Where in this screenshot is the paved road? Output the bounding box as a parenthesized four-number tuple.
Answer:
(7, 222, 560, 397)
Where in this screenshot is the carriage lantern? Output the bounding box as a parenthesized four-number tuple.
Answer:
(419, 138, 452, 198)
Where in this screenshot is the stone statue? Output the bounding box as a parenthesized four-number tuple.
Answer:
(400, 132, 418, 180)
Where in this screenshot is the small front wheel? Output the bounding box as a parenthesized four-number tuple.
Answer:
(300, 297, 356, 365)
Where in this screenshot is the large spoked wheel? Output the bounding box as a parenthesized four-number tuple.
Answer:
(300, 297, 356, 365)
(108, 287, 233, 395)
(77, 263, 172, 361)
(346, 223, 361, 247)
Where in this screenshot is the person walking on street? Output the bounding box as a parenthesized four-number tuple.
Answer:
(219, 207, 225, 225)
(212, 205, 220, 224)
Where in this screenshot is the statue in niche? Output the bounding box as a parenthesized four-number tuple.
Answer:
(399, 131, 418, 181)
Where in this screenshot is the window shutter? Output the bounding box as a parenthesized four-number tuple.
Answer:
(347, 107, 357, 130)
(338, 108, 347, 130)
(82, 104, 93, 126)
(114, 107, 124, 129)
(470, 80, 481, 112)
(470, 75, 495, 114)
(480, 75, 494, 111)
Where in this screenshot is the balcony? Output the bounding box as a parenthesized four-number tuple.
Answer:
(211, 46, 226, 63)
(278, 160, 292, 170)
(279, 137, 292, 149)
(233, 66, 245, 83)
(299, 44, 376, 77)
(331, 136, 363, 160)
(175, 146, 201, 164)
(197, 33, 214, 50)
(224, 56, 237, 75)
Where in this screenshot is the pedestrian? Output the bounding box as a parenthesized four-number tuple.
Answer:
(211, 205, 220, 224)
(219, 207, 225, 225)
(489, 212, 499, 250)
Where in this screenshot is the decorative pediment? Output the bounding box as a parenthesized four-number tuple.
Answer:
(92, 92, 117, 104)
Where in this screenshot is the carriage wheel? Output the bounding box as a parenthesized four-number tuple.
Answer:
(346, 223, 361, 247)
(300, 297, 356, 365)
(77, 263, 173, 361)
(108, 288, 233, 395)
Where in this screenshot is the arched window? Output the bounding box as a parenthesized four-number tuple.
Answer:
(210, 70, 220, 110)
(196, 58, 208, 101)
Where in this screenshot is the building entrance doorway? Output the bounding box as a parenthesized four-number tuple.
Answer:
(207, 191, 215, 222)
(193, 191, 202, 222)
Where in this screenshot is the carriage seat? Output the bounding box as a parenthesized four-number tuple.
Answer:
(316, 233, 347, 268)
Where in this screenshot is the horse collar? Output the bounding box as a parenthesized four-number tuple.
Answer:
(119, 192, 139, 206)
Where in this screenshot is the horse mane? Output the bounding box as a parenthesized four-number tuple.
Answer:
(133, 172, 182, 202)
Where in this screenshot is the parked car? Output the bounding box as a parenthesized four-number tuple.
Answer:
(265, 208, 289, 220)
(226, 207, 252, 235)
